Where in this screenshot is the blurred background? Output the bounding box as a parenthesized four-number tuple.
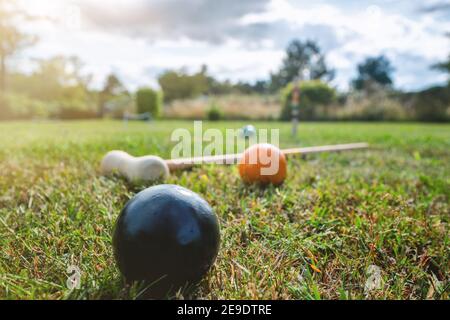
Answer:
(0, 0, 449, 122)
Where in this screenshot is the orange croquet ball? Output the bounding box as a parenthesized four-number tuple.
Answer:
(238, 144, 287, 186)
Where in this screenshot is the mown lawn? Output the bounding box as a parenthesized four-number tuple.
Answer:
(0, 120, 448, 299)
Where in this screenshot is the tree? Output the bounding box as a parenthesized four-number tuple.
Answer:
(2, 55, 96, 120)
(0, 0, 37, 93)
(270, 39, 334, 92)
(432, 34, 450, 82)
(253, 80, 270, 94)
(26, 56, 91, 101)
(158, 67, 209, 103)
(98, 74, 128, 116)
(232, 80, 270, 95)
(207, 78, 233, 95)
(352, 55, 394, 91)
(434, 58, 450, 76)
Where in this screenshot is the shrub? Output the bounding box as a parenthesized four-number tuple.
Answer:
(164, 95, 279, 120)
(207, 103, 223, 121)
(410, 86, 450, 122)
(48, 98, 99, 120)
(280, 80, 336, 120)
(337, 92, 407, 121)
(54, 107, 99, 120)
(158, 70, 208, 103)
(103, 94, 134, 119)
(0, 93, 49, 120)
(136, 87, 162, 118)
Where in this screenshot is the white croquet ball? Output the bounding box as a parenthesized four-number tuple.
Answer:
(101, 150, 133, 176)
(240, 125, 257, 139)
(101, 151, 169, 182)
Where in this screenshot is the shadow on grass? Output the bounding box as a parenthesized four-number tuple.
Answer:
(118, 277, 208, 300)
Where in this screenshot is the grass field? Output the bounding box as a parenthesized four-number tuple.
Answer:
(0, 120, 448, 300)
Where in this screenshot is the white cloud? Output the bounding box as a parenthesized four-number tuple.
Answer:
(240, 0, 450, 89)
(14, 0, 450, 91)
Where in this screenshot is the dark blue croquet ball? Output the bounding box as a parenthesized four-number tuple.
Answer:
(113, 184, 220, 295)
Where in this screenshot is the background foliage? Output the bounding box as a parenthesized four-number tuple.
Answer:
(0, 0, 448, 122)
(136, 87, 162, 119)
(280, 81, 337, 121)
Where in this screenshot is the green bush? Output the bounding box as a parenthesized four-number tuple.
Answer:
(280, 80, 336, 120)
(103, 94, 134, 119)
(48, 98, 99, 120)
(54, 107, 99, 120)
(136, 87, 163, 118)
(158, 70, 208, 103)
(410, 86, 450, 122)
(0, 93, 49, 120)
(207, 103, 223, 121)
(337, 92, 407, 121)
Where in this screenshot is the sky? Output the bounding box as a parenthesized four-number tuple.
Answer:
(14, 0, 450, 91)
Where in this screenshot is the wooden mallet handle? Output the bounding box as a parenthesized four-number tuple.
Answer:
(165, 142, 369, 171)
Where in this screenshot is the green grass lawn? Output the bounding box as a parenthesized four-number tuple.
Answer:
(0, 120, 448, 299)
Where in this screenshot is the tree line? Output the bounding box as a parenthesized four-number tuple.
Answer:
(156, 40, 397, 102)
(1, 0, 449, 121)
